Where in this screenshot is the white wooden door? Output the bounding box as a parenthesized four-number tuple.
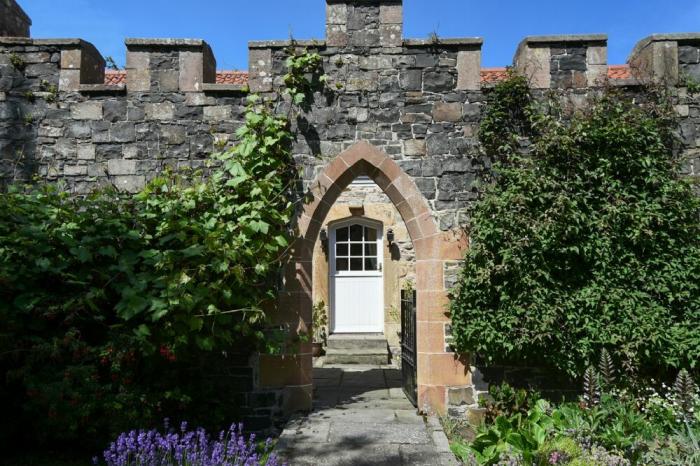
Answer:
(330, 220, 384, 333)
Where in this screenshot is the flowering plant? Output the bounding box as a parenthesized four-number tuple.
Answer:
(97, 421, 283, 466)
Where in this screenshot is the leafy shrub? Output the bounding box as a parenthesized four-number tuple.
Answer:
(451, 75, 700, 378)
(643, 423, 700, 465)
(99, 421, 283, 466)
(480, 382, 542, 424)
(0, 51, 325, 453)
(467, 399, 552, 464)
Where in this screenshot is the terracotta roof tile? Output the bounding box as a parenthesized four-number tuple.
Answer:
(607, 64, 632, 79)
(216, 71, 248, 85)
(105, 66, 630, 87)
(104, 70, 126, 85)
(480, 67, 508, 83)
(103, 70, 249, 86)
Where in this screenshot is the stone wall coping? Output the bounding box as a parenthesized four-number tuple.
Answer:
(519, 34, 608, 45)
(629, 33, 700, 60)
(124, 38, 209, 48)
(0, 37, 88, 46)
(202, 83, 248, 93)
(515, 34, 607, 58)
(79, 83, 126, 93)
(608, 77, 642, 87)
(404, 37, 483, 48)
(248, 39, 326, 49)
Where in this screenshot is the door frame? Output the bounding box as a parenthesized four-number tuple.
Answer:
(328, 217, 384, 334)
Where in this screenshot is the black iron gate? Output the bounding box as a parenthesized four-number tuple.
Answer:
(401, 289, 417, 407)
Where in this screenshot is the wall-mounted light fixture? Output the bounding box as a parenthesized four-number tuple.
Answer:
(387, 228, 395, 247)
(320, 227, 328, 245)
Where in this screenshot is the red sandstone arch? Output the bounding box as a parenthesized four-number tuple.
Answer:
(261, 141, 470, 414)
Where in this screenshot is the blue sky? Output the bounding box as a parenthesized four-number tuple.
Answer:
(23, 0, 700, 70)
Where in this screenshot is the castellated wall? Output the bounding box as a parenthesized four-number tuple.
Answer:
(1, 28, 699, 231)
(1, 0, 700, 418)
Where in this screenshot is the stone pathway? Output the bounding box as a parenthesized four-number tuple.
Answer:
(275, 364, 458, 466)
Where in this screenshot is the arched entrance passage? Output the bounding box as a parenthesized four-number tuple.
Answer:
(262, 141, 471, 414)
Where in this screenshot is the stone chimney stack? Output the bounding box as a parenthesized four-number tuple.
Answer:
(326, 0, 403, 48)
(0, 0, 31, 37)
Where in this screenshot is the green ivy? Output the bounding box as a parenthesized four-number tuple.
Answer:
(450, 75, 700, 380)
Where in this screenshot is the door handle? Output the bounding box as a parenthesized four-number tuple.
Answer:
(378, 263, 382, 272)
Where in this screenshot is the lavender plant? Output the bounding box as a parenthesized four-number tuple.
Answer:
(97, 421, 283, 466)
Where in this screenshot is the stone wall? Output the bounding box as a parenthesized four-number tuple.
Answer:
(0, 0, 30, 38)
(1, 0, 700, 418)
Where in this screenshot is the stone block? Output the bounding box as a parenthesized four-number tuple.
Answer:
(399, 70, 422, 91)
(456, 50, 481, 91)
(60, 49, 82, 69)
(587, 64, 608, 86)
(432, 102, 462, 122)
(59, 69, 80, 92)
(379, 3, 403, 24)
(587, 45, 607, 65)
(326, 2, 347, 25)
(326, 25, 348, 48)
(403, 139, 426, 157)
(64, 165, 87, 176)
(679, 45, 700, 64)
(145, 102, 175, 121)
(160, 125, 187, 145)
(179, 45, 216, 92)
(77, 144, 96, 160)
(127, 69, 151, 92)
(204, 105, 233, 121)
(380, 24, 402, 47)
(248, 48, 273, 93)
(113, 175, 146, 193)
(155, 70, 179, 92)
(515, 45, 551, 88)
(111, 122, 136, 143)
(423, 71, 454, 92)
(71, 101, 103, 120)
(447, 386, 475, 406)
(107, 159, 137, 176)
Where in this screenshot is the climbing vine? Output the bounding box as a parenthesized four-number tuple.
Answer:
(450, 74, 700, 380)
(0, 49, 325, 448)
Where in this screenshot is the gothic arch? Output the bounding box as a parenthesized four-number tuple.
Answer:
(264, 141, 470, 414)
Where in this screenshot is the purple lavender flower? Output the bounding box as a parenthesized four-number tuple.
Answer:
(99, 421, 283, 466)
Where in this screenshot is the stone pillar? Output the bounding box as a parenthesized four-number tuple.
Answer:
(57, 39, 106, 92)
(124, 38, 216, 93)
(326, 0, 403, 48)
(0, 0, 31, 37)
(629, 33, 700, 85)
(514, 34, 608, 88)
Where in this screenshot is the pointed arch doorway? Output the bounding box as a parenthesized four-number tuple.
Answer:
(263, 141, 471, 415)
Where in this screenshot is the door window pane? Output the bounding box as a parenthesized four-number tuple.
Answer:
(365, 227, 377, 241)
(336, 243, 348, 256)
(350, 258, 363, 271)
(350, 244, 363, 257)
(336, 227, 348, 242)
(364, 244, 377, 257)
(350, 224, 363, 241)
(336, 258, 348, 271)
(365, 258, 377, 271)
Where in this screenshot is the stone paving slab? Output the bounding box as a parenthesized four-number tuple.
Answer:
(276, 364, 458, 466)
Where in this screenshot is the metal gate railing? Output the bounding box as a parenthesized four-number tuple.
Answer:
(401, 289, 417, 407)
